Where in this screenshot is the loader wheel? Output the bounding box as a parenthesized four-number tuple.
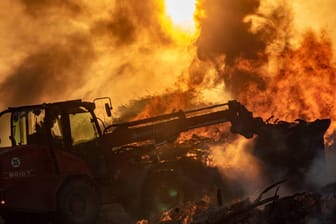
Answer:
(56, 179, 99, 224)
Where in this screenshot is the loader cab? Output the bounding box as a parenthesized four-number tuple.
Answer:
(47, 102, 101, 150)
(0, 100, 104, 177)
(45, 100, 105, 176)
(0, 100, 102, 149)
(0, 100, 105, 217)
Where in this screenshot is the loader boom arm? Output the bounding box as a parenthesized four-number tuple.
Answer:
(102, 100, 264, 147)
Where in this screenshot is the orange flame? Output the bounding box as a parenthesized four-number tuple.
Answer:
(239, 31, 336, 144)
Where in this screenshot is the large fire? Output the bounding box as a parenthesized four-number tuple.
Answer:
(1, 0, 336, 222)
(0, 0, 335, 187)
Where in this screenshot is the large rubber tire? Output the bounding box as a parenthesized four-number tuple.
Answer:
(56, 179, 99, 224)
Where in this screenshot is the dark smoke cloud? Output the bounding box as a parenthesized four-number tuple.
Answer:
(91, 0, 171, 46)
(20, 0, 82, 16)
(196, 0, 265, 63)
(191, 0, 294, 98)
(190, 0, 269, 97)
(189, 0, 336, 193)
(0, 0, 189, 110)
(0, 35, 94, 106)
(93, 13, 137, 46)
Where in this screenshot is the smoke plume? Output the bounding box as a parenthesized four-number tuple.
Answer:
(0, 0, 193, 110)
(0, 35, 94, 106)
(190, 0, 336, 191)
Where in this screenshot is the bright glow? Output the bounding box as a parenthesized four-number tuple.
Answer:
(165, 0, 197, 29)
(1, 200, 5, 205)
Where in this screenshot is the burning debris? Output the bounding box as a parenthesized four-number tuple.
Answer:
(0, 0, 335, 224)
(129, 107, 332, 223)
(155, 180, 336, 224)
(253, 118, 331, 190)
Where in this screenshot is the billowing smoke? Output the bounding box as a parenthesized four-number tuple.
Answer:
(0, 0, 193, 110)
(1, 0, 336, 194)
(210, 137, 265, 198)
(190, 0, 336, 190)
(1, 0, 335, 117)
(20, 0, 82, 16)
(196, 0, 265, 63)
(191, 0, 336, 126)
(0, 35, 94, 106)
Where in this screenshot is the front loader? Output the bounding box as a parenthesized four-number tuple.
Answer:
(0, 98, 330, 223)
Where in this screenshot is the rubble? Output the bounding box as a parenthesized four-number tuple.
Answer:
(134, 116, 333, 223)
(154, 180, 336, 224)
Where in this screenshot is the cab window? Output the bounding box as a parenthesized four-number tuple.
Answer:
(12, 109, 45, 146)
(50, 114, 65, 148)
(0, 112, 12, 148)
(12, 112, 28, 145)
(69, 109, 99, 146)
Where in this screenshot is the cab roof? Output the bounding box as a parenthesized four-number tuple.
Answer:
(1, 99, 95, 115)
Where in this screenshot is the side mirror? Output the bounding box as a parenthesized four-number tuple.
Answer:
(94, 97, 113, 117)
(105, 103, 112, 117)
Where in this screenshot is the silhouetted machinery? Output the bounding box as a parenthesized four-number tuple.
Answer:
(0, 97, 330, 223)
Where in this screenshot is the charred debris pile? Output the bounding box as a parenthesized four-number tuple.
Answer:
(133, 104, 333, 224)
(157, 180, 336, 224)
